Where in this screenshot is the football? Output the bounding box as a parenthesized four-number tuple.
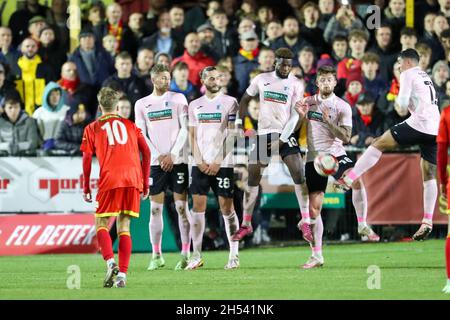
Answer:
(313, 154, 339, 177)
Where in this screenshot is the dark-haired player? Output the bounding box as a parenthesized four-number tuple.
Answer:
(342, 48, 440, 241)
(232, 47, 311, 243)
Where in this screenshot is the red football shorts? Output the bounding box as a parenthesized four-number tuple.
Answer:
(95, 187, 141, 218)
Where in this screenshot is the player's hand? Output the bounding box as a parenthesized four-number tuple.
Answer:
(83, 192, 92, 203)
(440, 184, 447, 198)
(206, 162, 220, 176)
(160, 155, 173, 172)
(197, 161, 209, 173)
(350, 135, 359, 145)
(142, 186, 149, 200)
(322, 106, 331, 124)
(365, 136, 374, 146)
(294, 100, 309, 118)
(244, 128, 257, 137)
(164, 154, 174, 172)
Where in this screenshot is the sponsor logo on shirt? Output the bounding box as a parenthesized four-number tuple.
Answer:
(263, 91, 287, 104)
(198, 113, 222, 123)
(147, 109, 173, 121)
(307, 111, 324, 122)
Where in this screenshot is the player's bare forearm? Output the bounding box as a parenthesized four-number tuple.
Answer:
(82, 152, 93, 202)
(189, 126, 204, 165)
(438, 142, 448, 188)
(82, 152, 92, 191)
(327, 123, 352, 144)
(138, 134, 151, 191)
(238, 93, 253, 122)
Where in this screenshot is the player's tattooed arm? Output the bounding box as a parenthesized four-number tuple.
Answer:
(322, 106, 351, 143)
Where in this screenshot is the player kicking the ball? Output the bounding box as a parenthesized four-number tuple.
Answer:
(135, 64, 191, 271)
(341, 49, 440, 241)
(187, 66, 240, 270)
(82, 87, 150, 288)
(292, 65, 380, 269)
(232, 47, 311, 243)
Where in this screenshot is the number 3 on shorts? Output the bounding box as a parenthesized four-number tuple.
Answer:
(177, 172, 185, 184)
(216, 177, 231, 189)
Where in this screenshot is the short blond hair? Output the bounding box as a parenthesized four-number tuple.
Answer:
(97, 87, 119, 112)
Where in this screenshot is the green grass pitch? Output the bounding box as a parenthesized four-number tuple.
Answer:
(0, 240, 448, 300)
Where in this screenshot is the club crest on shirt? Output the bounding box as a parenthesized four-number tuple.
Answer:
(147, 109, 173, 121)
(216, 104, 221, 110)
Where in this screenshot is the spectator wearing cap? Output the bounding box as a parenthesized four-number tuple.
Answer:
(271, 17, 310, 66)
(299, 2, 327, 56)
(93, 2, 126, 54)
(343, 73, 364, 107)
(234, 30, 260, 97)
(170, 61, 199, 102)
(383, 0, 406, 49)
(0, 92, 39, 156)
(38, 26, 67, 78)
(102, 51, 147, 120)
(133, 47, 154, 94)
(33, 81, 70, 152)
(298, 46, 317, 96)
(317, 53, 335, 69)
(197, 22, 221, 62)
(171, 32, 215, 87)
(8, 0, 52, 47)
(400, 27, 418, 51)
(369, 24, 397, 83)
(324, 5, 368, 45)
(141, 11, 184, 59)
(122, 12, 146, 60)
(28, 16, 48, 44)
(350, 93, 385, 148)
(432, 60, 450, 104)
(55, 103, 89, 156)
(68, 29, 115, 89)
(210, 9, 238, 59)
(16, 38, 57, 115)
(361, 52, 388, 100)
(58, 62, 97, 117)
(0, 27, 21, 81)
